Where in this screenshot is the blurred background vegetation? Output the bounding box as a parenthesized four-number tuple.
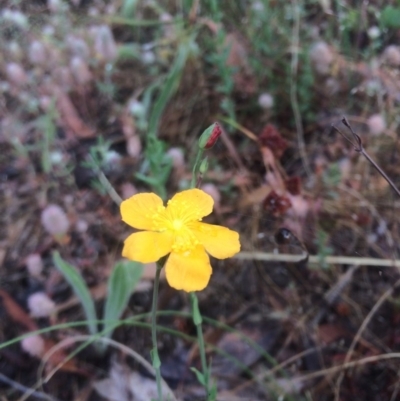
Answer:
(3, 1, 400, 400)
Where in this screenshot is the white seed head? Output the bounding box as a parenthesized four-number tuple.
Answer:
(70, 56, 92, 85)
(1, 9, 28, 29)
(26, 254, 43, 277)
(49, 150, 64, 165)
(201, 183, 221, 205)
(128, 99, 145, 117)
(367, 114, 386, 136)
(258, 93, 274, 109)
(251, 1, 264, 12)
(21, 334, 45, 357)
(48, 0, 68, 13)
(382, 45, 400, 67)
(126, 135, 142, 158)
(28, 292, 56, 318)
(309, 41, 334, 75)
(367, 26, 380, 40)
(66, 36, 90, 59)
(28, 40, 47, 66)
(75, 219, 88, 233)
(167, 147, 185, 170)
(141, 50, 156, 65)
(41, 204, 70, 236)
(6, 63, 27, 86)
(92, 25, 117, 62)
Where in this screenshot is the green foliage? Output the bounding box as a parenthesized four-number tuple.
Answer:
(315, 229, 333, 270)
(121, 0, 139, 18)
(380, 6, 400, 29)
(323, 161, 342, 199)
(35, 101, 57, 174)
(53, 252, 144, 342)
(53, 251, 98, 336)
(137, 32, 198, 199)
(103, 260, 143, 339)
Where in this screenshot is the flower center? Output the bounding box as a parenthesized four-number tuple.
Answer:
(151, 203, 200, 253)
(172, 219, 184, 231)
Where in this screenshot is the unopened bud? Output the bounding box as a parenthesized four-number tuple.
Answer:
(198, 123, 222, 149)
(199, 157, 209, 174)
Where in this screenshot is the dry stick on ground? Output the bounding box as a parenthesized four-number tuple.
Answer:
(333, 278, 400, 401)
(0, 372, 60, 401)
(235, 252, 400, 268)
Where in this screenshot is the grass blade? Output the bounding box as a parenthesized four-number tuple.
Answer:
(53, 251, 98, 335)
(103, 260, 144, 339)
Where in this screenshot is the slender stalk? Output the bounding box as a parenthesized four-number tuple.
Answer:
(151, 262, 164, 401)
(190, 292, 210, 398)
(191, 149, 204, 188)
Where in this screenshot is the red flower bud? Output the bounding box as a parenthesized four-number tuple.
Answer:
(199, 123, 222, 149)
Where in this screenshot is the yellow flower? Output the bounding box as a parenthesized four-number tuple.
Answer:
(120, 188, 240, 292)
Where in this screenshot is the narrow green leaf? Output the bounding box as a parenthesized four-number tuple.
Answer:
(190, 367, 206, 386)
(103, 260, 143, 338)
(52, 251, 98, 335)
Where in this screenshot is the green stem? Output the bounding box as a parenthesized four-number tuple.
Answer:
(191, 149, 204, 188)
(151, 262, 163, 400)
(190, 292, 210, 397)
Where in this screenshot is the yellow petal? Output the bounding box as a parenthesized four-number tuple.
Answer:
(167, 189, 213, 223)
(165, 247, 212, 292)
(121, 193, 164, 230)
(190, 222, 241, 259)
(122, 231, 172, 263)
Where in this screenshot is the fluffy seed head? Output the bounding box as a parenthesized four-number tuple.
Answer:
(309, 41, 334, 75)
(6, 63, 27, 86)
(41, 204, 70, 236)
(201, 183, 221, 205)
(367, 114, 386, 136)
(28, 292, 56, 318)
(258, 93, 274, 109)
(382, 45, 400, 67)
(21, 334, 45, 357)
(26, 254, 43, 277)
(92, 25, 117, 62)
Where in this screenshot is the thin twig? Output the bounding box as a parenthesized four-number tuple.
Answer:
(332, 117, 400, 198)
(235, 251, 400, 268)
(0, 372, 60, 401)
(88, 154, 123, 206)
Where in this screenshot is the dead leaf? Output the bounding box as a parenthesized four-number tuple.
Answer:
(0, 289, 37, 331)
(42, 338, 86, 375)
(55, 89, 95, 139)
(317, 323, 349, 345)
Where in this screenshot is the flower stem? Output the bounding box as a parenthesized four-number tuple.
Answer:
(151, 262, 163, 401)
(191, 149, 204, 188)
(190, 292, 210, 398)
